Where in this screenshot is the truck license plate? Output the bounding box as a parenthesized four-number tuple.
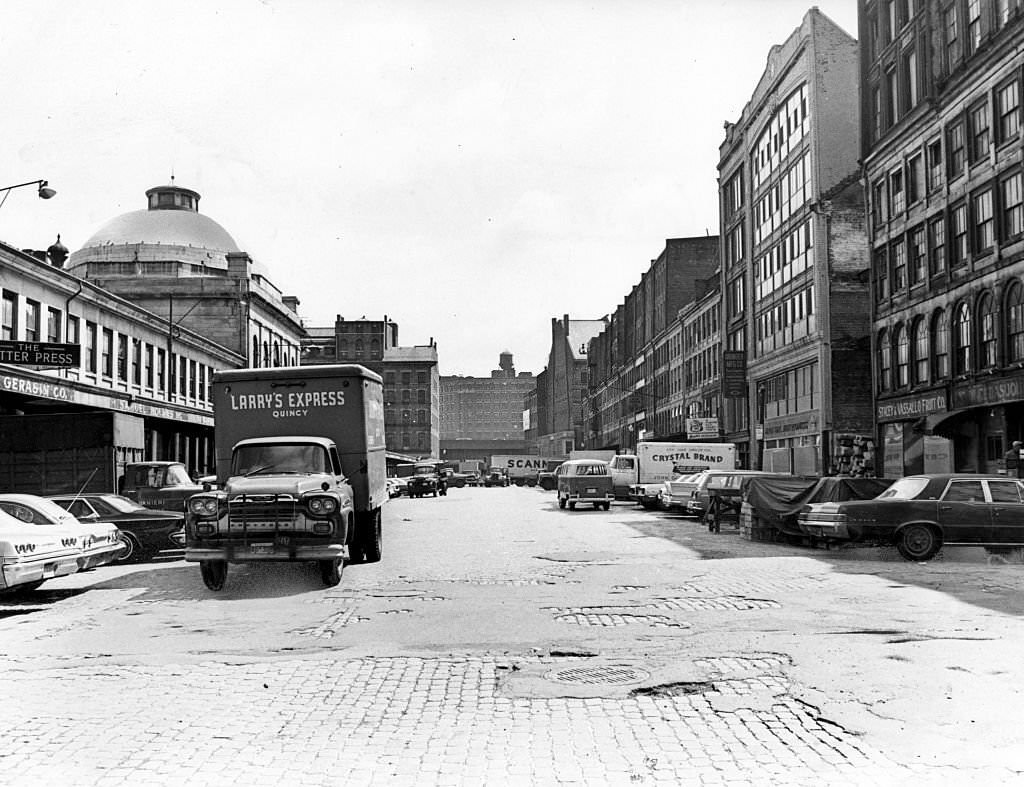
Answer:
(586, 487, 597, 494)
(250, 543, 274, 555)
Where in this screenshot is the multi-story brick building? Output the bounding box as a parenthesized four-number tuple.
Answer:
(301, 315, 440, 459)
(585, 237, 720, 452)
(439, 352, 535, 462)
(862, 0, 1024, 475)
(719, 8, 874, 476)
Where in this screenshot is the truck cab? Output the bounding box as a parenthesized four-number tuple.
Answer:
(608, 455, 638, 500)
(120, 461, 204, 512)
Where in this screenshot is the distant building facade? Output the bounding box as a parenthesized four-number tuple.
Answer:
(301, 315, 440, 458)
(861, 0, 1024, 475)
(440, 352, 535, 462)
(719, 8, 873, 476)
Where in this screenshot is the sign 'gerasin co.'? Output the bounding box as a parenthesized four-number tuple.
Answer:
(0, 340, 81, 367)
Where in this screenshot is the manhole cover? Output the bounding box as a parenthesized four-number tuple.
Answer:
(547, 666, 650, 685)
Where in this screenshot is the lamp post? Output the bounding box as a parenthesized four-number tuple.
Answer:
(0, 179, 56, 209)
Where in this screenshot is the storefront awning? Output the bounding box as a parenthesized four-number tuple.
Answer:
(913, 408, 973, 436)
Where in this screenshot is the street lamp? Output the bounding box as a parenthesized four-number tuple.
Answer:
(0, 179, 57, 209)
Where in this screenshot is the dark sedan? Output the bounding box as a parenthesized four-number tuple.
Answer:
(49, 494, 185, 562)
(798, 473, 1024, 561)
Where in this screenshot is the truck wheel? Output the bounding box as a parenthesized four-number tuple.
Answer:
(200, 560, 228, 591)
(320, 558, 343, 586)
(592, 502, 600, 510)
(362, 510, 382, 564)
(558, 496, 566, 509)
(602, 502, 610, 511)
(568, 502, 576, 511)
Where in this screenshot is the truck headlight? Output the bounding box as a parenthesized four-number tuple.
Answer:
(189, 497, 220, 517)
(306, 496, 338, 516)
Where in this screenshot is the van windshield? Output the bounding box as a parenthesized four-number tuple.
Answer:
(233, 444, 329, 476)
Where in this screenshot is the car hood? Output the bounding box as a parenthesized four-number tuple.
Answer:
(224, 474, 342, 498)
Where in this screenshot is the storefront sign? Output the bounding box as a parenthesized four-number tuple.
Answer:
(763, 411, 819, 439)
(722, 351, 747, 398)
(953, 372, 1024, 409)
(876, 390, 948, 422)
(0, 341, 80, 367)
(0, 374, 73, 401)
(685, 417, 719, 440)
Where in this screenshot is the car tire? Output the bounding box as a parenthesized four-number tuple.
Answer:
(116, 531, 143, 563)
(558, 496, 566, 509)
(200, 560, 228, 591)
(896, 524, 942, 562)
(568, 502, 576, 511)
(320, 558, 343, 586)
(602, 502, 610, 511)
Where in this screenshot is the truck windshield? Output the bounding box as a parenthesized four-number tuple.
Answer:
(233, 444, 329, 476)
(165, 465, 193, 485)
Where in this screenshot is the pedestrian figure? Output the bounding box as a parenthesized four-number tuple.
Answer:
(1005, 441, 1022, 477)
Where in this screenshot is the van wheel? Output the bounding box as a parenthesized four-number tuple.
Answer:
(320, 558, 343, 586)
(200, 560, 228, 591)
(558, 496, 566, 509)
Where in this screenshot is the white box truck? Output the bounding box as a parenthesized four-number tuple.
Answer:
(609, 442, 736, 507)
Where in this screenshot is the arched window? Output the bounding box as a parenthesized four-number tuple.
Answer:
(953, 302, 972, 375)
(978, 292, 997, 369)
(894, 323, 909, 388)
(878, 328, 892, 392)
(252, 336, 260, 368)
(262, 341, 270, 367)
(932, 309, 949, 381)
(273, 343, 281, 367)
(1006, 281, 1024, 363)
(912, 317, 929, 385)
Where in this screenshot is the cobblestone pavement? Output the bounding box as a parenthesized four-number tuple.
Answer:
(3, 655, 907, 787)
(2, 488, 1023, 786)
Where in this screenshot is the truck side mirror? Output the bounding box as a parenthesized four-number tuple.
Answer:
(202, 481, 212, 492)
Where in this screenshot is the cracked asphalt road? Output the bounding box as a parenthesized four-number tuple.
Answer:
(2, 485, 1023, 785)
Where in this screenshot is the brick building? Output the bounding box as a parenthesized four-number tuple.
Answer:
(718, 8, 874, 476)
(440, 352, 535, 462)
(585, 236, 720, 452)
(862, 0, 1024, 475)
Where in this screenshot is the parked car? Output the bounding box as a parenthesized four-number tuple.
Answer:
(0, 507, 81, 593)
(687, 470, 783, 517)
(448, 472, 473, 489)
(556, 459, 614, 511)
(408, 463, 446, 498)
(0, 493, 123, 570)
(389, 477, 409, 497)
(660, 472, 705, 511)
(537, 464, 563, 491)
(484, 469, 510, 487)
(49, 493, 185, 563)
(118, 460, 204, 511)
(799, 473, 1024, 561)
(463, 472, 482, 487)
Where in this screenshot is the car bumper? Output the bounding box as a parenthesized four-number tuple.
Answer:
(798, 520, 851, 539)
(79, 544, 125, 570)
(2, 553, 80, 589)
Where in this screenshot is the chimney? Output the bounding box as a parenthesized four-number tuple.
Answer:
(282, 295, 300, 313)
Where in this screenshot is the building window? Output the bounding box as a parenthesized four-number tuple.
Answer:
(979, 292, 998, 368)
(997, 78, 1020, 145)
(927, 138, 943, 192)
(929, 215, 947, 276)
(969, 100, 990, 163)
(944, 3, 960, 70)
(932, 309, 950, 380)
(912, 317, 929, 384)
(875, 247, 889, 302)
(67, 315, 79, 348)
(46, 307, 61, 343)
(886, 67, 898, 127)
(189, 360, 197, 398)
(417, 409, 426, 424)
(879, 329, 892, 392)
(179, 356, 187, 397)
(1007, 281, 1024, 363)
(871, 85, 883, 143)
(145, 345, 154, 388)
(892, 239, 907, 292)
(85, 322, 97, 373)
(1002, 171, 1023, 241)
(117, 334, 128, 381)
(891, 169, 905, 215)
(902, 47, 918, 111)
(950, 202, 968, 266)
(401, 372, 411, 385)
(101, 328, 113, 377)
(132, 338, 141, 385)
(872, 179, 888, 229)
(199, 365, 207, 402)
(723, 169, 744, 219)
(24, 300, 39, 342)
(157, 348, 166, 391)
(954, 301, 972, 374)
(947, 120, 966, 178)
(966, 0, 982, 54)
(895, 323, 910, 388)
(907, 153, 923, 205)
(1, 291, 15, 340)
(910, 225, 927, 284)
(417, 389, 426, 404)
(973, 189, 995, 254)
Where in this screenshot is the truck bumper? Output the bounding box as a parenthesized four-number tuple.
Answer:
(185, 543, 349, 563)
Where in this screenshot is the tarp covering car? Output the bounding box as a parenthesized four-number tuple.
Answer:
(742, 476, 894, 535)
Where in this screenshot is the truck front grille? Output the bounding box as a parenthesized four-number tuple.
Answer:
(227, 494, 299, 530)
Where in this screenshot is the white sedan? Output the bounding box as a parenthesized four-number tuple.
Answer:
(0, 494, 123, 571)
(0, 507, 81, 592)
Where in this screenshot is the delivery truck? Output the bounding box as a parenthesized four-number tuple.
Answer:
(490, 455, 560, 486)
(184, 364, 386, 591)
(609, 442, 736, 507)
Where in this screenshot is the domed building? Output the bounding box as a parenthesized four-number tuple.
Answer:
(68, 182, 303, 368)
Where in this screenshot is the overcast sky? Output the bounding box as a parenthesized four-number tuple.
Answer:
(0, 0, 857, 377)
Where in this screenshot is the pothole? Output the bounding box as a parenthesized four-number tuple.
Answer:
(630, 681, 714, 697)
(547, 665, 650, 685)
(551, 611, 689, 628)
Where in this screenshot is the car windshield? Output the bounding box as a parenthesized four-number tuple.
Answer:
(233, 444, 329, 475)
(97, 495, 149, 514)
(415, 467, 436, 476)
(875, 477, 929, 500)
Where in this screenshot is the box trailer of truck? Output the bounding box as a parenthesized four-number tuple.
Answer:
(609, 442, 736, 506)
(490, 455, 560, 486)
(185, 364, 385, 590)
